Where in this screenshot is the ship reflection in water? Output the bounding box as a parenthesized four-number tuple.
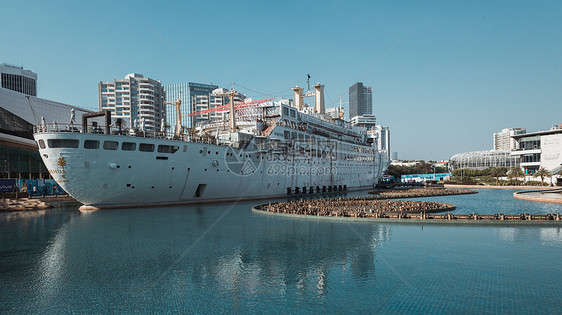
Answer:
(1, 193, 562, 313)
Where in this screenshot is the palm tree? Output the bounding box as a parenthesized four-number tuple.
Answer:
(490, 167, 507, 186)
(508, 166, 525, 185)
(533, 167, 552, 185)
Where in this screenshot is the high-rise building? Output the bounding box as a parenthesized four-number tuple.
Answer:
(373, 125, 390, 159)
(0, 63, 37, 96)
(164, 82, 218, 129)
(493, 128, 526, 151)
(99, 73, 165, 132)
(192, 88, 246, 127)
(348, 82, 372, 119)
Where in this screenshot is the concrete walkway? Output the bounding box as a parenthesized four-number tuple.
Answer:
(513, 188, 562, 204)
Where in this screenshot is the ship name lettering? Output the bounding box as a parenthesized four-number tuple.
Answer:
(49, 169, 67, 174)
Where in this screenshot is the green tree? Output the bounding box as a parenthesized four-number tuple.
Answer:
(490, 167, 507, 185)
(533, 167, 552, 185)
(508, 166, 525, 185)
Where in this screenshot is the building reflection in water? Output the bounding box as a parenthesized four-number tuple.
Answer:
(5, 203, 560, 312)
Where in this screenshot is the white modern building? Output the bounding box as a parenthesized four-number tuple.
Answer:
(99, 73, 165, 132)
(192, 88, 246, 127)
(494, 128, 526, 151)
(511, 124, 562, 175)
(350, 114, 377, 128)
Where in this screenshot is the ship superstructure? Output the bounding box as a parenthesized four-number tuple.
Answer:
(33, 83, 390, 210)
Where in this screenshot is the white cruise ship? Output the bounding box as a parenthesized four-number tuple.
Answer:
(33, 83, 390, 210)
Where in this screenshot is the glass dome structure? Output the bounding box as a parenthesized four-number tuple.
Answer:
(449, 150, 520, 170)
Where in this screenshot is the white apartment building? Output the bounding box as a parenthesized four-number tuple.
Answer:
(99, 73, 165, 132)
(494, 128, 526, 151)
(373, 125, 390, 159)
(192, 88, 246, 127)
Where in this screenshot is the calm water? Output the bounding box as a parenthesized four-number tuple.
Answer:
(1, 189, 561, 313)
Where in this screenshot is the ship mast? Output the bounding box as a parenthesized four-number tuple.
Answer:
(165, 91, 182, 137)
(229, 83, 237, 132)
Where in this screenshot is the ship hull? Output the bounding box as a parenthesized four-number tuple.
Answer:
(34, 132, 389, 209)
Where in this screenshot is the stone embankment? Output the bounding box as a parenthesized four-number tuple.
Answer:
(1, 198, 52, 211)
(258, 198, 456, 218)
(370, 188, 477, 199)
(0, 195, 78, 211)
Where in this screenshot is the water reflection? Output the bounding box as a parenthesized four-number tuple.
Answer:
(2, 197, 562, 313)
(497, 226, 562, 245)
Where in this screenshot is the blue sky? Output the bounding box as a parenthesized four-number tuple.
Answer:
(2, 0, 561, 160)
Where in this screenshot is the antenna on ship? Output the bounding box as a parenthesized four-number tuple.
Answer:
(306, 74, 311, 92)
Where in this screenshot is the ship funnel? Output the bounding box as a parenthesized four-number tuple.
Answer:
(292, 86, 304, 110)
(313, 83, 325, 114)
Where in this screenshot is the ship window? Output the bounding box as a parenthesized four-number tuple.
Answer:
(38, 139, 46, 149)
(284, 131, 290, 139)
(84, 140, 99, 149)
(121, 142, 136, 151)
(47, 139, 79, 148)
(283, 107, 289, 116)
(103, 141, 118, 150)
(290, 109, 296, 118)
(139, 143, 155, 152)
(157, 145, 179, 153)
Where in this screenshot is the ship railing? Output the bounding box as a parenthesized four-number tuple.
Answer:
(33, 123, 223, 144)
